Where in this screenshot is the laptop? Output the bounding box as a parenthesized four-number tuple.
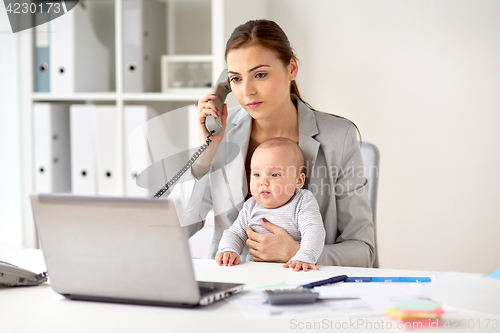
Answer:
(30, 194, 244, 307)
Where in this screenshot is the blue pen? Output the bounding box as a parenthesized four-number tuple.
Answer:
(344, 277, 432, 283)
(298, 275, 348, 289)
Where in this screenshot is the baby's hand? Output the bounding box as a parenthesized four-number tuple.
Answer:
(215, 251, 241, 266)
(283, 260, 319, 272)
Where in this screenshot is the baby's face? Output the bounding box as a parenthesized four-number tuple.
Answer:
(250, 146, 305, 209)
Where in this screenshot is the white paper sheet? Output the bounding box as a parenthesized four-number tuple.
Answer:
(229, 281, 429, 320)
(228, 289, 392, 320)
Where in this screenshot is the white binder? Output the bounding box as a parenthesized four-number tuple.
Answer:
(70, 105, 97, 195)
(50, 3, 109, 93)
(124, 106, 157, 197)
(33, 103, 71, 193)
(94, 106, 123, 196)
(123, 0, 166, 92)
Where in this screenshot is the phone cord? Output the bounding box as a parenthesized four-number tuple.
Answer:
(151, 132, 214, 199)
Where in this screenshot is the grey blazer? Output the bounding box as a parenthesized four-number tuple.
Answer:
(172, 95, 375, 267)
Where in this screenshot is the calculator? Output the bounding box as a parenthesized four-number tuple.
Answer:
(264, 289, 319, 305)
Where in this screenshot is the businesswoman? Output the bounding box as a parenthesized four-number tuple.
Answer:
(173, 20, 375, 267)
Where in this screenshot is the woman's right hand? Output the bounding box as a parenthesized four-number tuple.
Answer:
(196, 93, 228, 144)
(191, 93, 228, 177)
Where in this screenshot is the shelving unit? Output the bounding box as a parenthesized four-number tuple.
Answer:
(19, 0, 268, 250)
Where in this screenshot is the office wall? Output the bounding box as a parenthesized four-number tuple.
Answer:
(0, 6, 24, 249)
(269, 0, 500, 273)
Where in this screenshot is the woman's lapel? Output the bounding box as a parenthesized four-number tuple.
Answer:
(296, 97, 321, 176)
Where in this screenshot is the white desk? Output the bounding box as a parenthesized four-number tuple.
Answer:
(1, 250, 499, 333)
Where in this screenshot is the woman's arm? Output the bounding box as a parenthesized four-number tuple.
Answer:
(317, 186, 375, 267)
(191, 140, 221, 180)
(317, 123, 375, 267)
(169, 95, 229, 236)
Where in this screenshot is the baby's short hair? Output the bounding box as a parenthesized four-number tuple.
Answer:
(256, 137, 305, 175)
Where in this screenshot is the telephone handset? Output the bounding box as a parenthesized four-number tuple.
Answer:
(205, 69, 232, 136)
(0, 260, 48, 287)
(151, 70, 232, 199)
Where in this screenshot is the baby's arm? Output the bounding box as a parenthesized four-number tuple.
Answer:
(215, 201, 251, 266)
(216, 251, 241, 266)
(285, 192, 326, 268)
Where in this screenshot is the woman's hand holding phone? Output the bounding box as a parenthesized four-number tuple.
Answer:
(191, 93, 228, 179)
(196, 93, 228, 144)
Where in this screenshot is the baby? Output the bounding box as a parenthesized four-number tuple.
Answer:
(215, 137, 326, 271)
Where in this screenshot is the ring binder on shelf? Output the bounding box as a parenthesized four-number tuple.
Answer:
(33, 103, 71, 193)
(70, 105, 97, 195)
(94, 106, 123, 196)
(123, 0, 166, 92)
(70, 105, 124, 196)
(50, 3, 110, 93)
(33, 13, 50, 92)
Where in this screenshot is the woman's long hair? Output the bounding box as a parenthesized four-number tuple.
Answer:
(225, 20, 361, 142)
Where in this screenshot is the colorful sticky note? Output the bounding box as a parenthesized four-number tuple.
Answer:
(395, 299, 441, 312)
(385, 307, 442, 319)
